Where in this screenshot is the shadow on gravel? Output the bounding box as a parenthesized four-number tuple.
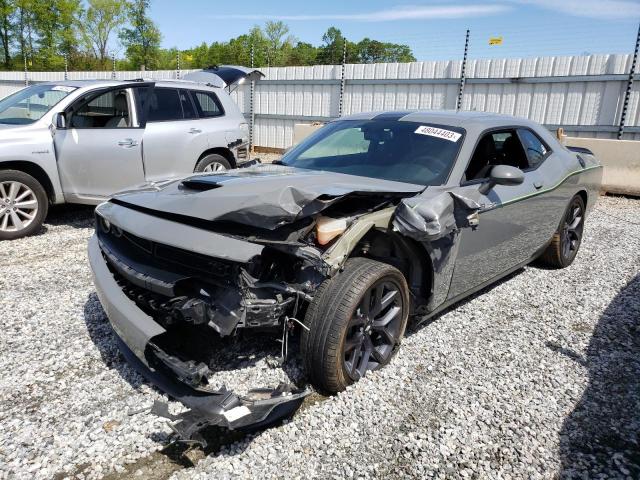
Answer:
(35, 204, 95, 236)
(558, 274, 640, 478)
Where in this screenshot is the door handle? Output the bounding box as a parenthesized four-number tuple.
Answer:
(534, 181, 543, 190)
(188, 128, 202, 134)
(117, 138, 138, 148)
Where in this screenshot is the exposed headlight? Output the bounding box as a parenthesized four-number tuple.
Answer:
(316, 216, 348, 246)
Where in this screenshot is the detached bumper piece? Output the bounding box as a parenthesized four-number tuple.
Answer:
(115, 333, 309, 447)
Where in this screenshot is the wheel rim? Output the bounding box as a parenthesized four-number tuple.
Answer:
(343, 279, 404, 381)
(203, 162, 227, 173)
(0, 181, 38, 233)
(561, 199, 584, 260)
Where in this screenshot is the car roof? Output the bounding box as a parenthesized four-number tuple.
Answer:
(40, 79, 222, 91)
(339, 110, 540, 131)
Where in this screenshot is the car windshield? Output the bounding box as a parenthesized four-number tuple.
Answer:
(0, 84, 76, 125)
(280, 119, 465, 186)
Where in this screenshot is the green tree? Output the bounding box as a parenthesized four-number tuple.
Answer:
(119, 0, 160, 70)
(80, 0, 126, 65)
(356, 38, 416, 63)
(263, 20, 294, 66)
(0, 0, 14, 68)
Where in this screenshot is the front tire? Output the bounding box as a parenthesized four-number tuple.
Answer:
(538, 195, 585, 268)
(0, 170, 48, 241)
(302, 257, 409, 393)
(194, 154, 232, 173)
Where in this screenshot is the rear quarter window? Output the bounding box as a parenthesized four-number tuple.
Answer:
(191, 91, 224, 118)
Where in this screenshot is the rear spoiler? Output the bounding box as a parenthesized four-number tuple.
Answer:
(566, 146, 594, 156)
(566, 145, 597, 168)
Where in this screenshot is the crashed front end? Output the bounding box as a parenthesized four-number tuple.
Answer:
(88, 201, 318, 443)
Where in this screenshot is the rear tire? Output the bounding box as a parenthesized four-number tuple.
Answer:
(301, 257, 409, 393)
(194, 154, 232, 173)
(0, 170, 48, 241)
(538, 195, 585, 269)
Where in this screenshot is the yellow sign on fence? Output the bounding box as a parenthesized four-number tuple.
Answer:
(489, 37, 503, 46)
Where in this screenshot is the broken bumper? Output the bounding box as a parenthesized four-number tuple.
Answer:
(88, 235, 310, 442)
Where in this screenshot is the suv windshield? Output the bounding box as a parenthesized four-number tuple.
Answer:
(280, 119, 465, 186)
(0, 84, 76, 125)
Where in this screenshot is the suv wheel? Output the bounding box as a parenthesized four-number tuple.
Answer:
(302, 257, 409, 393)
(0, 170, 48, 240)
(194, 154, 232, 173)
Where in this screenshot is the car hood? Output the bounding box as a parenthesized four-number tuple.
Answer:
(112, 164, 425, 229)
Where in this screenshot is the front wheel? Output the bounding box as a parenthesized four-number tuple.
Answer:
(302, 257, 409, 393)
(538, 195, 585, 268)
(0, 170, 48, 241)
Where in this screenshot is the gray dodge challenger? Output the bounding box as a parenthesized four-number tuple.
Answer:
(88, 110, 602, 441)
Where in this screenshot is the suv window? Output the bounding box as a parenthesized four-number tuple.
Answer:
(179, 89, 196, 119)
(147, 88, 183, 122)
(191, 91, 224, 118)
(70, 89, 131, 128)
(464, 130, 528, 181)
(517, 129, 549, 168)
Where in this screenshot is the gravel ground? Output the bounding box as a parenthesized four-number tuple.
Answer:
(0, 195, 638, 480)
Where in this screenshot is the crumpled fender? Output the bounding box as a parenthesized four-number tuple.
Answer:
(392, 190, 481, 241)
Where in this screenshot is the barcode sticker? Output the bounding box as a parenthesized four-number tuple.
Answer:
(414, 126, 462, 142)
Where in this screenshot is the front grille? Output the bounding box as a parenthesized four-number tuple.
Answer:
(96, 216, 235, 282)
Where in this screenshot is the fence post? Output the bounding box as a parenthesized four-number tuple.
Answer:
(338, 38, 347, 117)
(176, 51, 181, 80)
(24, 56, 28, 87)
(618, 22, 640, 140)
(112, 54, 116, 79)
(456, 29, 470, 111)
(64, 54, 68, 81)
(250, 43, 255, 152)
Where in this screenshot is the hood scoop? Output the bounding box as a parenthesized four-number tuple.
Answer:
(181, 178, 225, 191)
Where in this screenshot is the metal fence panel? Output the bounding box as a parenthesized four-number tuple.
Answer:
(0, 55, 639, 149)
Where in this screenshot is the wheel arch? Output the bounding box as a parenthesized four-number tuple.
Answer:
(576, 189, 588, 208)
(196, 148, 236, 169)
(0, 161, 55, 202)
(349, 228, 434, 314)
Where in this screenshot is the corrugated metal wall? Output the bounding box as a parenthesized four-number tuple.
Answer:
(0, 53, 638, 148)
(247, 54, 639, 147)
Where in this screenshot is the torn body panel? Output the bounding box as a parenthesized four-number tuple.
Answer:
(89, 235, 310, 443)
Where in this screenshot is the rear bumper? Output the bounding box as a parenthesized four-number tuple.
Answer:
(88, 234, 310, 443)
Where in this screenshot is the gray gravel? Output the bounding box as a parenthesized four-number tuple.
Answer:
(0, 196, 638, 480)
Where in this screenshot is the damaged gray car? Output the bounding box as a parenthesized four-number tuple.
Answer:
(88, 110, 602, 441)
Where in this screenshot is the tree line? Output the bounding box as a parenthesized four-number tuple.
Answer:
(0, 0, 416, 71)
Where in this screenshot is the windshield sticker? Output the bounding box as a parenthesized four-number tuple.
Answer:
(414, 126, 461, 142)
(51, 86, 76, 93)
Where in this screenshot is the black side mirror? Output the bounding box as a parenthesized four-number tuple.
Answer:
(52, 112, 66, 129)
(479, 165, 524, 194)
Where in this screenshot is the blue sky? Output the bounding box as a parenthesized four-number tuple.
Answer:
(150, 0, 640, 60)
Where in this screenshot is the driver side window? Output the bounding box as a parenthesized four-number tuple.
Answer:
(69, 89, 132, 129)
(464, 129, 529, 181)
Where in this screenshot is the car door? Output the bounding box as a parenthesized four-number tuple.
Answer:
(54, 83, 152, 203)
(139, 87, 208, 182)
(446, 128, 547, 300)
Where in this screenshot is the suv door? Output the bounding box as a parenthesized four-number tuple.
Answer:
(447, 128, 548, 299)
(139, 87, 208, 182)
(53, 83, 153, 202)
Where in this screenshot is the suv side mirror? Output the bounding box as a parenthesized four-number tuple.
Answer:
(478, 165, 524, 194)
(52, 112, 66, 129)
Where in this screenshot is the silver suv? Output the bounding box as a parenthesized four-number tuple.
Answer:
(0, 75, 253, 240)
